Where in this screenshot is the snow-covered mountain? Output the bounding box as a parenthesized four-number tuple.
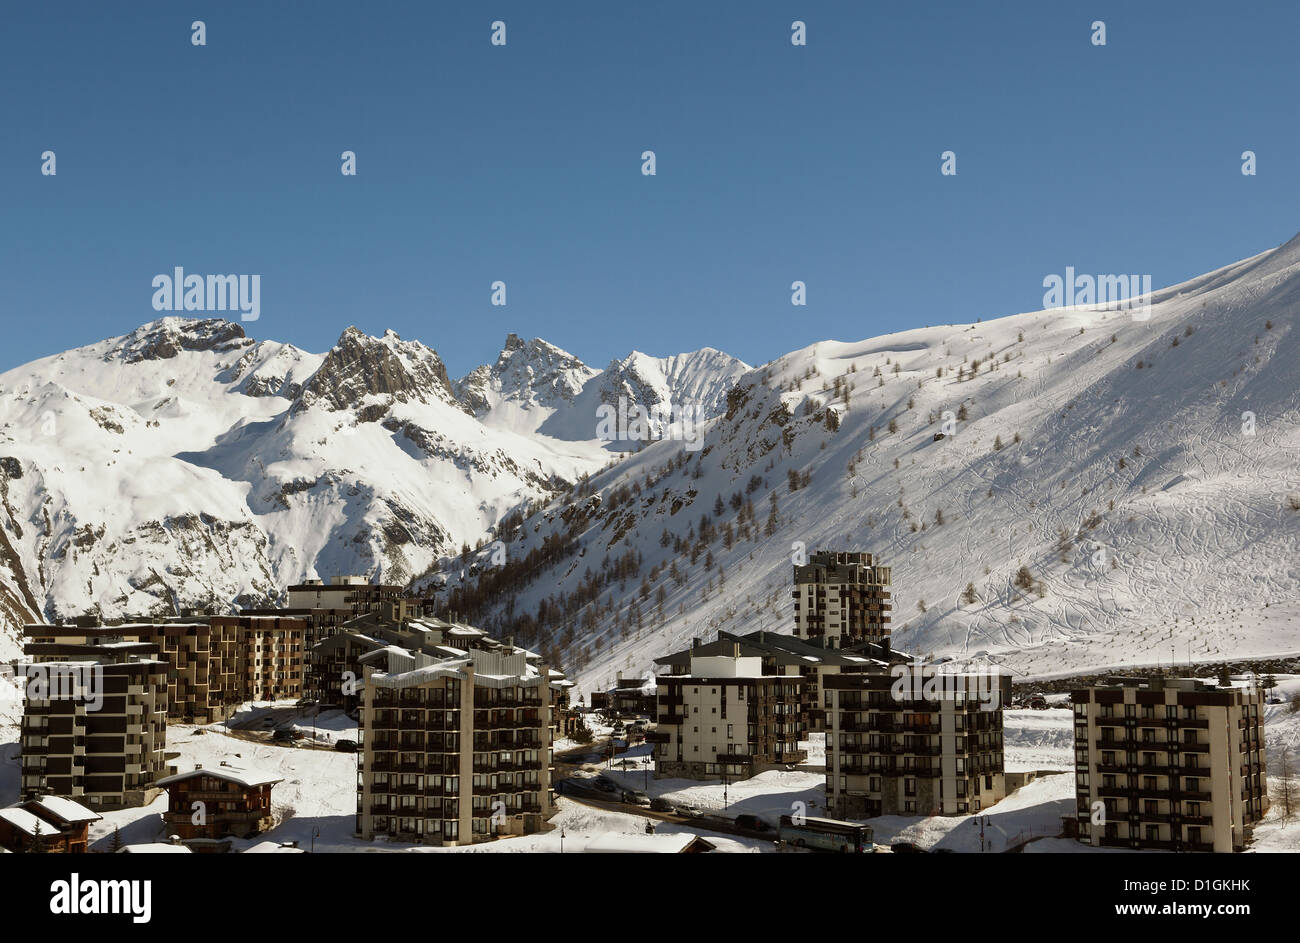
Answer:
(455, 334, 599, 435)
(0, 319, 746, 657)
(442, 235, 1300, 695)
(455, 334, 749, 444)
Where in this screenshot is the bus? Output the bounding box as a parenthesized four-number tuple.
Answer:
(778, 815, 874, 853)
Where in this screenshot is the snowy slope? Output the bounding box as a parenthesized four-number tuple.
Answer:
(442, 235, 1300, 694)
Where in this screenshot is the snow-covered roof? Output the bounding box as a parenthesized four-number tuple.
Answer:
(0, 807, 46, 837)
(156, 763, 283, 789)
(118, 843, 192, 853)
(358, 644, 413, 664)
(30, 796, 100, 824)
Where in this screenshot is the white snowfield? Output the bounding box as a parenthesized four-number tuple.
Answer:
(436, 233, 1300, 695)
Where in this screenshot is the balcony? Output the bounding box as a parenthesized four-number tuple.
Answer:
(716, 753, 753, 765)
(1095, 739, 1140, 751)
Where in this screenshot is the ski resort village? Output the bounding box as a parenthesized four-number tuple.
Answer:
(1, 232, 1300, 855)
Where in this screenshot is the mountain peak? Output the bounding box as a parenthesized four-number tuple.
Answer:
(296, 326, 463, 413)
(456, 334, 596, 419)
(109, 317, 250, 364)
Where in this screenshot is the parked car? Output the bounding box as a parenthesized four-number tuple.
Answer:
(622, 790, 651, 806)
(673, 803, 704, 818)
(592, 777, 618, 794)
(295, 698, 317, 708)
(890, 842, 926, 854)
(334, 738, 358, 753)
(272, 728, 299, 743)
(649, 796, 675, 813)
(734, 813, 769, 832)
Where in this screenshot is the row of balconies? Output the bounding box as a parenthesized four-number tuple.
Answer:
(1096, 785, 1213, 801)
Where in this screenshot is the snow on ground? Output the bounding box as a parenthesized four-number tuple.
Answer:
(868, 773, 1075, 852)
(1249, 674, 1300, 852)
(88, 722, 362, 852)
(288, 709, 357, 745)
(1004, 708, 1074, 770)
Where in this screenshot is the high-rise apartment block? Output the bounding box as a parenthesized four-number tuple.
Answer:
(792, 551, 892, 648)
(1072, 677, 1268, 852)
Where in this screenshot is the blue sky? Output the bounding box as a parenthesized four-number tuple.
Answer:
(2, 1, 1298, 377)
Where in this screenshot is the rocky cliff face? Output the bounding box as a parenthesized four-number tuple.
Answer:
(297, 327, 467, 414)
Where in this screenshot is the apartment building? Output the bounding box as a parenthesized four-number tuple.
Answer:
(824, 663, 1010, 817)
(356, 646, 554, 846)
(28, 617, 305, 721)
(17, 634, 169, 809)
(219, 614, 306, 702)
(603, 673, 657, 718)
(552, 677, 581, 740)
(309, 614, 545, 710)
(157, 762, 282, 840)
(656, 630, 892, 731)
(1071, 677, 1269, 853)
(792, 551, 892, 648)
(650, 642, 806, 780)
(276, 576, 407, 648)
(127, 620, 241, 722)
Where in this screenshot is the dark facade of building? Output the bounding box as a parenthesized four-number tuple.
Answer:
(18, 642, 170, 809)
(824, 668, 1009, 817)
